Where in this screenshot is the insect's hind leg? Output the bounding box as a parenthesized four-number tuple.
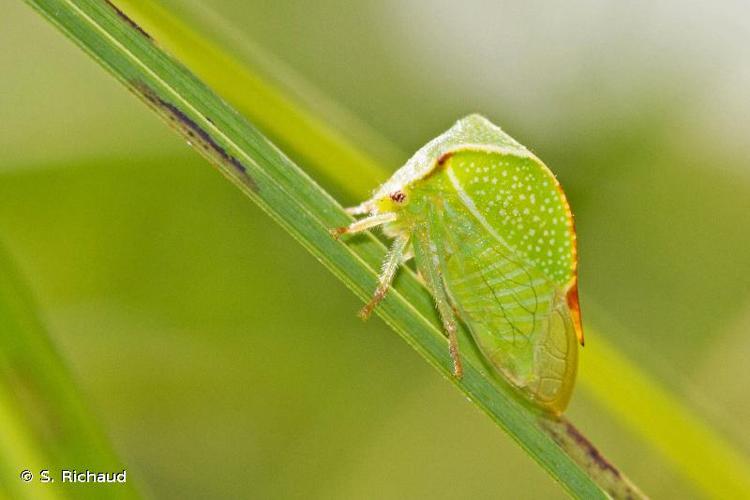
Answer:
(413, 227, 463, 379)
(359, 234, 409, 320)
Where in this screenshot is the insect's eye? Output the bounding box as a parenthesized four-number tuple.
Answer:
(389, 191, 407, 203)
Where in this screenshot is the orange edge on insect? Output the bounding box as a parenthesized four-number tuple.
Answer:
(553, 175, 585, 347)
(566, 279, 584, 346)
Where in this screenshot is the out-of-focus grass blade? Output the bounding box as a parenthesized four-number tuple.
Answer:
(112, 3, 750, 499)
(22, 0, 648, 497)
(0, 243, 138, 499)
(582, 337, 750, 499)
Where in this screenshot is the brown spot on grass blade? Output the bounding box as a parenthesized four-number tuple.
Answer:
(564, 420, 620, 478)
(104, 0, 152, 41)
(133, 81, 257, 191)
(540, 417, 647, 499)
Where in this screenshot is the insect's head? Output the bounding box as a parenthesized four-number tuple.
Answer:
(375, 188, 411, 213)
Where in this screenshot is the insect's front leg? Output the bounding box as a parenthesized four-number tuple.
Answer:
(358, 235, 409, 320)
(330, 212, 396, 239)
(344, 202, 374, 216)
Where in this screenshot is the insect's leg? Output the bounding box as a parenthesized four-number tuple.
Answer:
(330, 212, 397, 239)
(400, 245, 414, 264)
(414, 227, 463, 379)
(344, 202, 373, 216)
(359, 234, 409, 320)
(451, 303, 462, 319)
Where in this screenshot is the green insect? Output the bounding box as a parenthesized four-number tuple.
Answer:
(333, 114, 583, 414)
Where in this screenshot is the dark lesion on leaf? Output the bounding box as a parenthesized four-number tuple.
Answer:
(561, 420, 621, 479)
(539, 417, 644, 499)
(104, 0, 153, 41)
(132, 81, 258, 191)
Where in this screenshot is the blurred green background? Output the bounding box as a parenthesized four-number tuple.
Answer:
(2, 1, 749, 498)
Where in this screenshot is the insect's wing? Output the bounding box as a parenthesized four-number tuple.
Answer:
(431, 200, 578, 413)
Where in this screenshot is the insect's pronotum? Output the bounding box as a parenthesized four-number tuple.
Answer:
(333, 115, 583, 414)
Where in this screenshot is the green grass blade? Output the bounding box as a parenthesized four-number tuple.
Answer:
(22, 0, 646, 497)
(0, 243, 138, 499)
